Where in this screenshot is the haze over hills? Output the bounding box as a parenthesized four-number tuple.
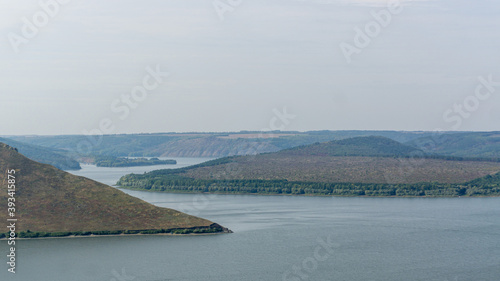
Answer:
(118, 136, 500, 197)
(0, 137, 80, 170)
(5, 131, 500, 174)
(0, 143, 228, 238)
(409, 131, 500, 158)
(6, 131, 437, 158)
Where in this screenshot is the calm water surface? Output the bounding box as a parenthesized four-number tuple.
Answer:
(2, 158, 499, 281)
(70, 157, 215, 186)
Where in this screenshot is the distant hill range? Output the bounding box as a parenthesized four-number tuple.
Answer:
(0, 137, 80, 170)
(4, 130, 500, 168)
(5, 131, 436, 158)
(117, 136, 500, 197)
(0, 142, 229, 238)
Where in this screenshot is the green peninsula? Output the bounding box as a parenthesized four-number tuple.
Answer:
(93, 155, 176, 167)
(117, 136, 500, 197)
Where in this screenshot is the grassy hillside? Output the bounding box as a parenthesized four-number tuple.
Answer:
(0, 143, 229, 238)
(0, 137, 80, 170)
(181, 155, 500, 184)
(117, 136, 500, 197)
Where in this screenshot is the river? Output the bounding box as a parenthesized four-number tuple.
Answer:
(2, 157, 499, 281)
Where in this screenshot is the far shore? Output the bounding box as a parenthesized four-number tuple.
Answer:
(116, 186, 500, 198)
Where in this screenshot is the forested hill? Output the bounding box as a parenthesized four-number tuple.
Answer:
(279, 136, 422, 157)
(117, 136, 500, 197)
(0, 137, 81, 170)
(409, 131, 500, 158)
(0, 142, 228, 238)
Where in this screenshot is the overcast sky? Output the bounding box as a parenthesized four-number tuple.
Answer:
(1, 0, 499, 135)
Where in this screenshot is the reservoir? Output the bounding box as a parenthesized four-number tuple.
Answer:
(2, 157, 499, 281)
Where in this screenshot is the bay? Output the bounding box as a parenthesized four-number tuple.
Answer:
(69, 157, 215, 186)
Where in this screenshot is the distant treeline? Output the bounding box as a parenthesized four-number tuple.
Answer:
(282, 136, 500, 162)
(397, 154, 500, 163)
(117, 172, 500, 197)
(94, 156, 176, 167)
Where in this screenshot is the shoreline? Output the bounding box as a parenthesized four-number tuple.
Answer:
(116, 186, 500, 198)
(0, 223, 233, 240)
(0, 231, 231, 241)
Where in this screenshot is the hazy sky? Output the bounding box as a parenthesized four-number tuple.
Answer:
(1, 0, 499, 135)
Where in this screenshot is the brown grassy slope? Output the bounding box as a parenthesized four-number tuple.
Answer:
(183, 154, 500, 184)
(0, 143, 215, 233)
